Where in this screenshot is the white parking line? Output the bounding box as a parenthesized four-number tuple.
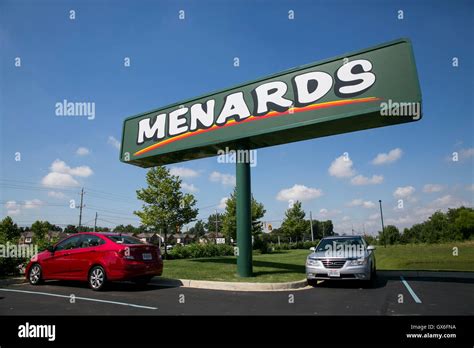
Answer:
(0, 288, 157, 310)
(400, 276, 422, 303)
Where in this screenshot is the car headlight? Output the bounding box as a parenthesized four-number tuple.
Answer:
(348, 258, 367, 266)
(306, 258, 320, 266)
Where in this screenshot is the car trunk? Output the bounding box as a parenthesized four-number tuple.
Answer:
(120, 244, 160, 262)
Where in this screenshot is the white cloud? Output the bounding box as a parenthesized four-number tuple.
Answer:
(209, 171, 236, 186)
(369, 213, 379, 220)
(328, 155, 355, 178)
(393, 186, 415, 198)
(42, 172, 80, 187)
(48, 191, 66, 199)
(24, 199, 43, 209)
(467, 184, 474, 192)
(371, 148, 403, 165)
(170, 167, 199, 178)
(276, 184, 323, 202)
(350, 174, 383, 186)
(76, 147, 90, 156)
(50, 159, 92, 177)
(432, 195, 457, 207)
(447, 148, 474, 162)
(423, 184, 444, 193)
(5, 201, 20, 215)
(459, 148, 474, 160)
(181, 182, 199, 193)
(108, 136, 121, 150)
(414, 206, 436, 217)
(385, 215, 418, 226)
(318, 208, 341, 217)
(41, 159, 92, 187)
(348, 199, 376, 209)
(218, 197, 229, 210)
(342, 216, 351, 221)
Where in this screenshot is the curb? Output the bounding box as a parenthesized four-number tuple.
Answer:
(151, 278, 309, 292)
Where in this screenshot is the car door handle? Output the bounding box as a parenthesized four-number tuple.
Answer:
(64, 253, 70, 256)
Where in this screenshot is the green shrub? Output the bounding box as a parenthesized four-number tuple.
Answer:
(271, 240, 319, 251)
(168, 243, 234, 259)
(253, 235, 271, 254)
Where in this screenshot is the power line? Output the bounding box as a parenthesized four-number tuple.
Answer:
(78, 188, 85, 229)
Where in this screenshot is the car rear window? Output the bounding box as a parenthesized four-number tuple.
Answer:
(106, 235, 144, 245)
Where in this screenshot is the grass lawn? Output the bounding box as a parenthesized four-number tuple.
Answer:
(162, 241, 474, 283)
(375, 240, 474, 271)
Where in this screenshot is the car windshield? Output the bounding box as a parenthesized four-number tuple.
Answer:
(316, 238, 364, 252)
(106, 235, 144, 245)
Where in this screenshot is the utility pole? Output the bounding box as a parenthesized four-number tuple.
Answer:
(309, 211, 314, 242)
(379, 200, 386, 247)
(78, 187, 84, 231)
(215, 209, 219, 245)
(94, 212, 98, 232)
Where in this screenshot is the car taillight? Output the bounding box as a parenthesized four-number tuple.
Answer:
(118, 248, 135, 260)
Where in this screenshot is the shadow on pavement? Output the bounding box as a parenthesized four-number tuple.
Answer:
(312, 270, 474, 290)
(41, 280, 174, 292)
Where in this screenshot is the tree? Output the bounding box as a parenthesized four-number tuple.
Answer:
(204, 213, 223, 234)
(189, 220, 206, 237)
(64, 225, 78, 234)
(134, 166, 198, 257)
(221, 188, 266, 241)
(0, 217, 22, 276)
(0, 216, 20, 243)
(113, 224, 127, 232)
(31, 220, 50, 242)
(454, 208, 474, 240)
(312, 220, 334, 238)
(378, 225, 401, 245)
(281, 201, 310, 242)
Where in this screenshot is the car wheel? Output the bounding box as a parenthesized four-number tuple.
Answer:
(307, 279, 318, 287)
(363, 266, 377, 288)
(28, 263, 43, 285)
(89, 266, 106, 291)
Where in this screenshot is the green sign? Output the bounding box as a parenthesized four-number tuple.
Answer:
(120, 38, 421, 167)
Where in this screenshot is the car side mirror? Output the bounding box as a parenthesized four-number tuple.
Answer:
(309, 247, 316, 252)
(47, 245, 55, 253)
(367, 245, 376, 251)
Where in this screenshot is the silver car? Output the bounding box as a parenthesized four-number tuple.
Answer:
(306, 236, 376, 286)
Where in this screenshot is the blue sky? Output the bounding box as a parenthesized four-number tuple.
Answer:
(1, 0, 473, 234)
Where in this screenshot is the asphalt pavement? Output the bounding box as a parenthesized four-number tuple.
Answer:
(0, 271, 473, 316)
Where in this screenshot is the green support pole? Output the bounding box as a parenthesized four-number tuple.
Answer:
(236, 144, 253, 277)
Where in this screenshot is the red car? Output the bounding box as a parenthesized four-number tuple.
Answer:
(25, 232, 163, 290)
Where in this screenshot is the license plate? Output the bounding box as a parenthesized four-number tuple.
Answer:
(142, 253, 152, 260)
(328, 269, 340, 277)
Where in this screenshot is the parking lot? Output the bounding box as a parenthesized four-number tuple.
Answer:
(0, 271, 473, 316)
